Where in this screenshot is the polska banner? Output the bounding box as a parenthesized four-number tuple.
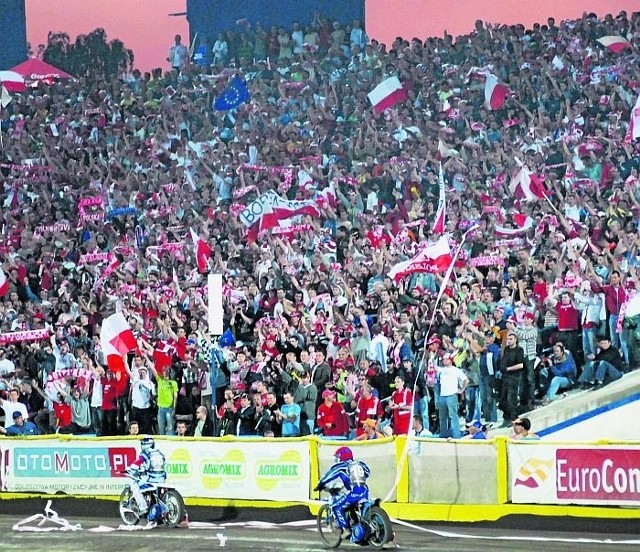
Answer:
(0, 328, 50, 345)
(469, 255, 506, 267)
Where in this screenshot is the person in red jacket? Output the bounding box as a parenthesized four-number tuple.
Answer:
(100, 369, 119, 436)
(546, 291, 580, 364)
(353, 385, 382, 437)
(592, 271, 628, 366)
(316, 390, 349, 437)
(387, 375, 413, 435)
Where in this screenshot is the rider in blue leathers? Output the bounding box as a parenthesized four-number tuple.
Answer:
(314, 446, 371, 538)
(129, 436, 167, 521)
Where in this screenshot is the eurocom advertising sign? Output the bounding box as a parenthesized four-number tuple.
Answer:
(510, 444, 640, 506)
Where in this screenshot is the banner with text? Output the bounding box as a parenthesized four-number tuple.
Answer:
(509, 443, 640, 506)
(0, 438, 311, 502)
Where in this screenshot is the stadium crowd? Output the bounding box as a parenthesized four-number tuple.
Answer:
(0, 10, 639, 439)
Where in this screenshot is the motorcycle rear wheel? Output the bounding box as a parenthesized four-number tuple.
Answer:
(316, 504, 342, 549)
(163, 489, 186, 526)
(365, 506, 393, 549)
(119, 487, 140, 526)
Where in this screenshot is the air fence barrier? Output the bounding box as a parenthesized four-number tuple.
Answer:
(1, 435, 639, 521)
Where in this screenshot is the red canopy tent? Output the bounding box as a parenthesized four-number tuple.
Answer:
(9, 59, 73, 85)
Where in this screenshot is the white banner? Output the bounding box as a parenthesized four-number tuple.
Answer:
(208, 273, 224, 336)
(317, 439, 397, 502)
(509, 443, 640, 506)
(1, 438, 311, 501)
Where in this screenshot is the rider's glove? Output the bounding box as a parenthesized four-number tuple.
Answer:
(313, 484, 323, 492)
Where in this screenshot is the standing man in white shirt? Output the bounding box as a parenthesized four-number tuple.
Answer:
(436, 354, 468, 439)
(168, 34, 189, 72)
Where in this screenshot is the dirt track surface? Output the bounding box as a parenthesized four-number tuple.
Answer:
(2, 509, 640, 552)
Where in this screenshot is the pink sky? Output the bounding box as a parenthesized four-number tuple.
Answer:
(26, 0, 634, 73)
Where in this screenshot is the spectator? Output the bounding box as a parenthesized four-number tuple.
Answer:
(0, 411, 39, 436)
(511, 417, 539, 440)
(578, 335, 624, 389)
(436, 354, 468, 438)
(541, 342, 577, 405)
(168, 34, 189, 71)
(278, 391, 301, 437)
(189, 405, 215, 437)
(58, 385, 92, 434)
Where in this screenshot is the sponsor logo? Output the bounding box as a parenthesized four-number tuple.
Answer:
(13, 447, 136, 478)
(514, 457, 553, 489)
(556, 449, 640, 501)
(200, 449, 245, 490)
(166, 448, 192, 479)
(255, 450, 302, 492)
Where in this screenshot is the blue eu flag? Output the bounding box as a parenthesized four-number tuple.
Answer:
(213, 77, 250, 111)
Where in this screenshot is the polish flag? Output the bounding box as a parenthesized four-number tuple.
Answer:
(190, 228, 212, 273)
(597, 36, 632, 54)
(494, 214, 534, 237)
(625, 93, 640, 144)
(483, 72, 510, 111)
(0, 267, 9, 297)
(389, 236, 452, 282)
(153, 340, 177, 376)
(509, 166, 546, 201)
(100, 312, 138, 373)
(368, 76, 408, 114)
(432, 164, 446, 234)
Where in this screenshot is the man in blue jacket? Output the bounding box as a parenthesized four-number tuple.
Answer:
(0, 412, 39, 436)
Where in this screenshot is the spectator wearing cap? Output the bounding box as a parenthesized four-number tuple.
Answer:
(578, 335, 623, 390)
(436, 354, 468, 439)
(499, 333, 525, 426)
(509, 312, 538, 410)
(316, 389, 348, 438)
(355, 418, 383, 440)
(464, 420, 487, 440)
(0, 411, 39, 436)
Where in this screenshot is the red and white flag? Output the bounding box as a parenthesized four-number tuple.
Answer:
(368, 76, 408, 114)
(0, 267, 9, 297)
(432, 164, 446, 234)
(389, 236, 452, 282)
(483, 72, 510, 111)
(625, 93, 640, 144)
(597, 36, 632, 54)
(190, 228, 212, 273)
(100, 312, 138, 373)
(494, 214, 534, 237)
(509, 166, 546, 201)
(153, 340, 177, 376)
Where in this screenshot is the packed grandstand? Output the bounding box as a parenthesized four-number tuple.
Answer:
(0, 9, 639, 441)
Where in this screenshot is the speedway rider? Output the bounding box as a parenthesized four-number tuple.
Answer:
(314, 446, 371, 540)
(128, 436, 167, 521)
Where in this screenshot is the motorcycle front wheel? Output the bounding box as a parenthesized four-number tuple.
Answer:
(365, 505, 393, 549)
(163, 489, 186, 526)
(119, 487, 141, 526)
(316, 504, 342, 549)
